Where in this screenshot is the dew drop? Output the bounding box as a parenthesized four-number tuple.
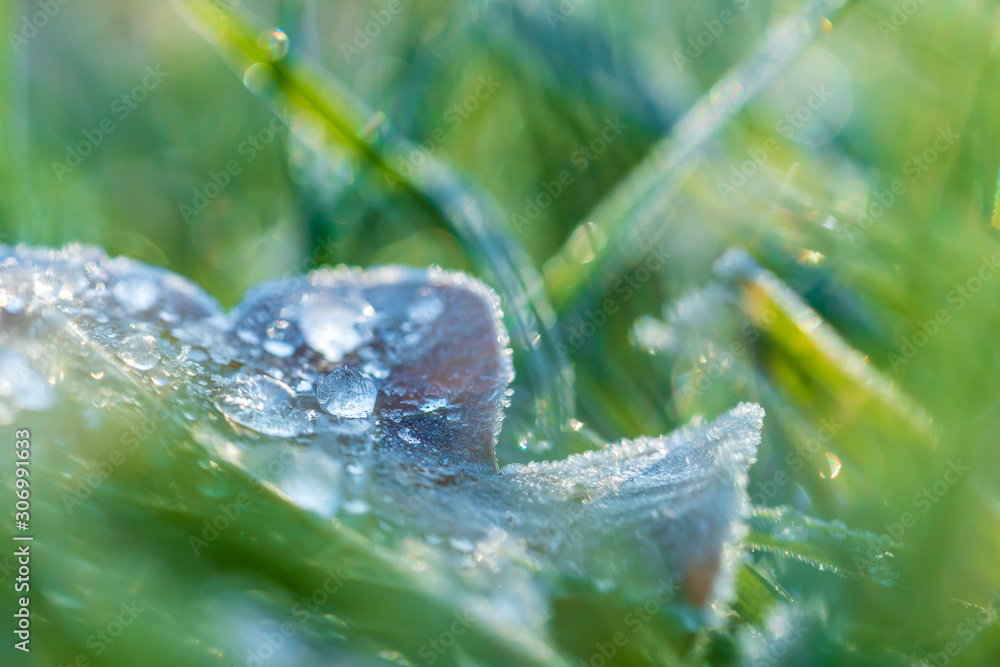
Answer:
(315, 367, 376, 419)
(243, 62, 272, 94)
(257, 28, 289, 61)
(118, 334, 161, 371)
(215, 374, 305, 437)
(820, 452, 842, 479)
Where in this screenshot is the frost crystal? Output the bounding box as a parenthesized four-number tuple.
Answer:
(503, 402, 763, 606)
(0, 244, 764, 610)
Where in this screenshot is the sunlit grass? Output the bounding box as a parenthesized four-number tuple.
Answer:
(2, 0, 1000, 664)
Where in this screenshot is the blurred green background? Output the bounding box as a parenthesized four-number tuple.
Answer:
(3, 0, 1000, 664)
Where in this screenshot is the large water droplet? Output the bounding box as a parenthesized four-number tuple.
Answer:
(315, 367, 376, 419)
(820, 452, 842, 479)
(215, 374, 305, 437)
(299, 293, 374, 362)
(257, 28, 289, 61)
(243, 62, 272, 94)
(118, 334, 161, 371)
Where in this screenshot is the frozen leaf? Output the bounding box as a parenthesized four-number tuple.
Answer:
(503, 402, 764, 607)
(0, 244, 765, 612)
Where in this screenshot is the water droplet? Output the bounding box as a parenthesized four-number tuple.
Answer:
(112, 278, 159, 313)
(215, 374, 305, 437)
(243, 62, 272, 94)
(820, 452, 842, 479)
(299, 293, 374, 362)
(257, 28, 289, 61)
(118, 334, 161, 371)
(315, 367, 376, 419)
(709, 78, 746, 115)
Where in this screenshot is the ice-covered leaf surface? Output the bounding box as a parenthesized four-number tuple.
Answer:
(0, 245, 763, 614)
(503, 402, 763, 606)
